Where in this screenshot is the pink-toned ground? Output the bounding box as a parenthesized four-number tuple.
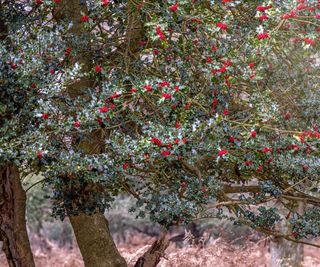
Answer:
(1, 236, 320, 267)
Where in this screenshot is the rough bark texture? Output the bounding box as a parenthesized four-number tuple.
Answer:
(134, 233, 169, 267)
(0, 164, 35, 267)
(69, 213, 127, 267)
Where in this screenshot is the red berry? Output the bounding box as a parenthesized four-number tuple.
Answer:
(181, 181, 187, 188)
(37, 151, 43, 160)
(81, 15, 89, 23)
(41, 113, 49, 120)
(162, 93, 172, 99)
(144, 85, 152, 92)
(250, 130, 257, 138)
(217, 22, 228, 30)
(151, 137, 162, 147)
(99, 106, 108, 113)
(95, 65, 102, 73)
(161, 150, 171, 157)
(122, 163, 129, 170)
(218, 149, 228, 156)
(284, 112, 291, 120)
(169, 4, 178, 12)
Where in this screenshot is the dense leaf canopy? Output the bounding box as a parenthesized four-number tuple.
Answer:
(0, 0, 319, 244)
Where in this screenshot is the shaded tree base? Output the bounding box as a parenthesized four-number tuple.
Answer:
(0, 164, 35, 267)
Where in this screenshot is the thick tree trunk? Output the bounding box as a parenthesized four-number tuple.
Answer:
(69, 213, 127, 267)
(0, 164, 35, 267)
(53, 2, 143, 267)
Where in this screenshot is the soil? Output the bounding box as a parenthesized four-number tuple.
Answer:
(1, 235, 320, 267)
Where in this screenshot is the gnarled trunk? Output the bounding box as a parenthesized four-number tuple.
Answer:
(134, 232, 169, 267)
(0, 164, 35, 267)
(69, 213, 127, 267)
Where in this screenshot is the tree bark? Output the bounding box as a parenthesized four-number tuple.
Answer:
(0, 164, 35, 267)
(69, 213, 127, 267)
(134, 233, 169, 267)
(52, 2, 139, 266)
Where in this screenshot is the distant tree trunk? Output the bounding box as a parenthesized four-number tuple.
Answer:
(0, 164, 35, 267)
(69, 213, 127, 267)
(270, 237, 303, 267)
(270, 204, 304, 267)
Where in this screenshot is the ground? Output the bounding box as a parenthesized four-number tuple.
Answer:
(1, 235, 320, 267)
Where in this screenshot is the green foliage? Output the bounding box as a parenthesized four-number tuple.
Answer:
(243, 207, 281, 229)
(0, 0, 319, 241)
(291, 208, 320, 239)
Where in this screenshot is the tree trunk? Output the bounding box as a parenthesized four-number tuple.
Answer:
(69, 213, 127, 267)
(0, 7, 35, 267)
(134, 232, 169, 267)
(270, 237, 303, 267)
(270, 204, 304, 267)
(271, 238, 303, 267)
(0, 164, 35, 267)
(52, 2, 142, 266)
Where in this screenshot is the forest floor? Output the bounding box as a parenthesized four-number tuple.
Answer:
(1, 235, 320, 267)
